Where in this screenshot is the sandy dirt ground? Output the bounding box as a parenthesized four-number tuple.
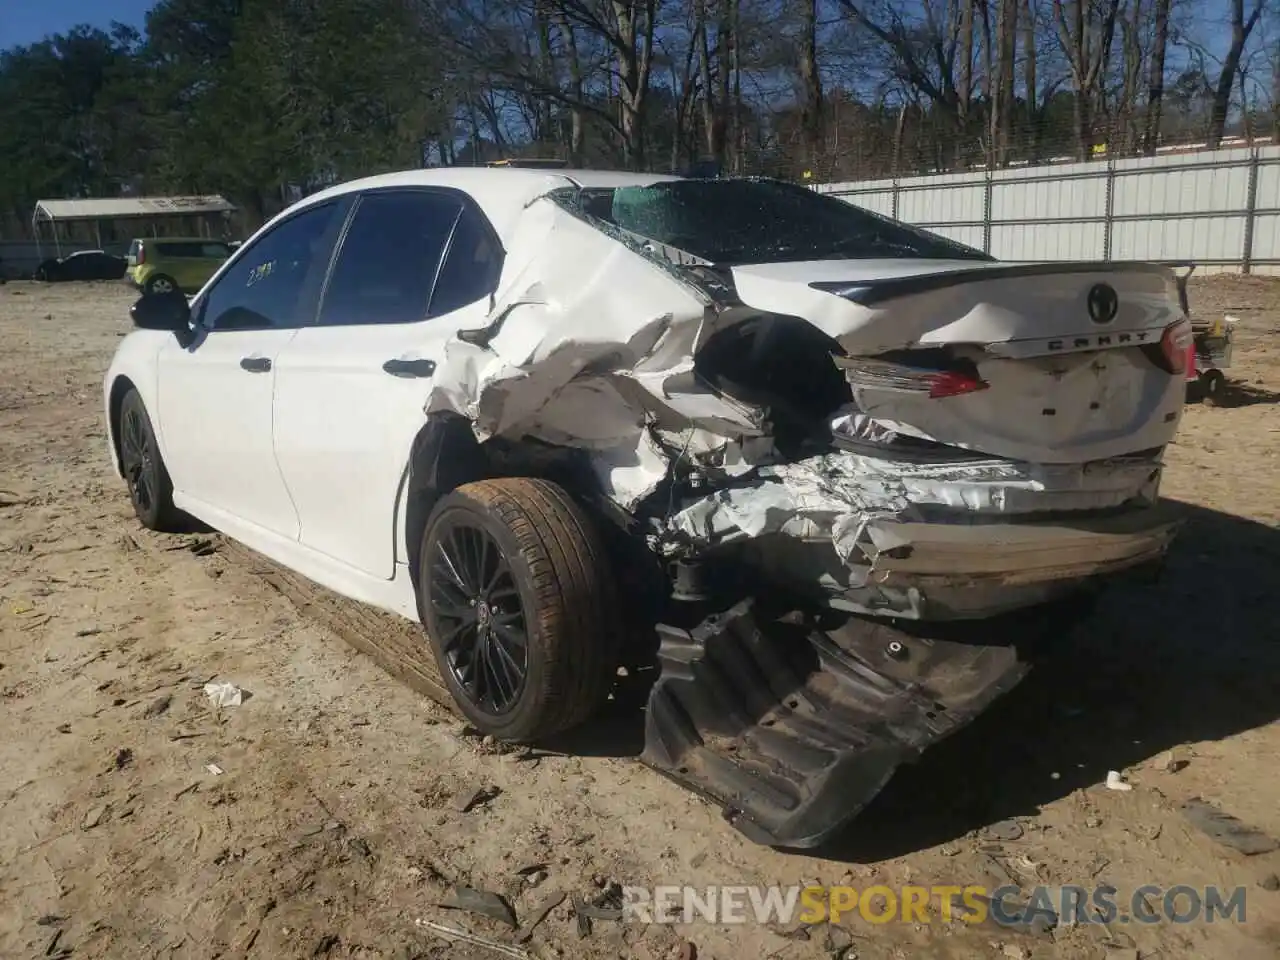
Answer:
(2, 277, 1279, 960)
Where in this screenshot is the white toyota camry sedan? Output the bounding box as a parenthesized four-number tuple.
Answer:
(104, 167, 1192, 847)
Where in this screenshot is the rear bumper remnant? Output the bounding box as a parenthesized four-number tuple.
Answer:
(641, 599, 1040, 848)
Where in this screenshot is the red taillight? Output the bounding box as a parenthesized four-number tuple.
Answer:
(136, 245, 146, 265)
(836, 352, 989, 400)
(1159, 319, 1192, 375)
(927, 370, 989, 399)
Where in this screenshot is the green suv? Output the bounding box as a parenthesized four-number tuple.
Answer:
(127, 238, 234, 295)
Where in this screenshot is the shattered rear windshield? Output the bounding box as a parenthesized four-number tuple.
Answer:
(576, 179, 993, 265)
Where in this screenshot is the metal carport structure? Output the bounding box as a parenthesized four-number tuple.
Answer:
(31, 195, 237, 258)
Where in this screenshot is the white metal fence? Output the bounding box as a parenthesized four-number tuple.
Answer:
(816, 144, 1280, 275)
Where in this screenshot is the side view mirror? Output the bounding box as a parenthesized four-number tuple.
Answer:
(131, 290, 194, 346)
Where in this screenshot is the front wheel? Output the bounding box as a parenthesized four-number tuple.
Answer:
(418, 478, 620, 742)
(118, 389, 183, 531)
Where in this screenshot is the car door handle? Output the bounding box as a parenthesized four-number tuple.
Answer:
(381, 358, 436, 378)
(239, 356, 272, 372)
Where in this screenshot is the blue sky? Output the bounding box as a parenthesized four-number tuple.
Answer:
(0, 0, 153, 48)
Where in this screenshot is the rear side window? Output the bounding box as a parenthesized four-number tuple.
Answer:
(155, 241, 231, 258)
(429, 205, 504, 317)
(317, 190, 464, 327)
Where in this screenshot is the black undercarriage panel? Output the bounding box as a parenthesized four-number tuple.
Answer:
(640, 599, 1071, 848)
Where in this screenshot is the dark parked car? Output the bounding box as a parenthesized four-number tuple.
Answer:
(34, 249, 128, 282)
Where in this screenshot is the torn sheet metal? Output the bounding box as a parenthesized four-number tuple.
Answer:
(423, 191, 1181, 495)
(662, 447, 1172, 617)
(424, 200, 762, 510)
(665, 448, 1164, 549)
(417, 184, 1185, 618)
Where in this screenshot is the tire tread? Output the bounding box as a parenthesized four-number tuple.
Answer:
(119, 389, 184, 532)
(423, 477, 619, 741)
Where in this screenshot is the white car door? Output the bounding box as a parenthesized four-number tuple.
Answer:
(272, 188, 505, 579)
(156, 198, 352, 538)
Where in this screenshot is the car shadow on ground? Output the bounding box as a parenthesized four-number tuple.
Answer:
(550, 499, 1280, 860)
(1187, 381, 1280, 407)
(815, 498, 1280, 861)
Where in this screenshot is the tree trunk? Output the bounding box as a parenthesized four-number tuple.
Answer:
(1052, 0, 1121, 160)
(696, 0, 723, 162)
(1142, 0, 1171, 154)
(717, 0, 733, 168)
(729, 0, 742, 172)
(991, 0, 1018, 167)
(1207, 0, 1265, 148)
(892, 102, 907, 176)
(670, 19, 699, 172)
(1073, 93, 1091, 160)
(552, 12, 586, 164)
(535, 4, 555, 144)
(1273, 47, 1280, 142)
(1118, 0, 1144, 154)
(797, 0, 823, 169)
(1023, 0, 1038, 160)
(611, 0, 656, 169)
(958, 0, 974, 122)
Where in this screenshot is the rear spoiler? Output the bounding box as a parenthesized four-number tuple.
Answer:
(810, 261, 1176, 307)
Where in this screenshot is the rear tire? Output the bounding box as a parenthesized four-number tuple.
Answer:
(144, 273, 179, 295)
(418, 478, 620, 742)
(117, 389, 183, 532)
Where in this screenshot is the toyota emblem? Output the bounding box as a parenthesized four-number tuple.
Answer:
(1087, 283, 1119, 324)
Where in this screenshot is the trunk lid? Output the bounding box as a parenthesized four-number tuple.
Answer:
(727, 259, 1190, 464)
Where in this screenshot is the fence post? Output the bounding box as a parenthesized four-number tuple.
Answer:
(982, 170, 993, 255)
(1241, 147, 1260, 275)
(1102, 157, 1116, 262)
(891, 177, 900, 221)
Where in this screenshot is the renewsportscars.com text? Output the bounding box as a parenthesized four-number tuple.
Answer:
(620, 884, 1249, 926)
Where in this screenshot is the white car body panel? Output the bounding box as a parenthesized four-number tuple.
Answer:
(157, 327, 302, 539)
(729, 259, 1185, 463)
(105, 328, 423, 621)
(172, 492, 421, 619)
(104, 167, 1189, 622)
(272, 299, 492, 580)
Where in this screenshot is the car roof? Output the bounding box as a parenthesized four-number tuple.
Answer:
(290, 167, 685, 242)
(137, 236, 226, 243)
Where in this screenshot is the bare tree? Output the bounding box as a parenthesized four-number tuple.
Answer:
(990, 0, 1020, 165)
(609, 0, 659, 168)
(1117, 0, 1147, 154)
(1052, 0, 1122, 159)
(1273, 35, 1280, 140)
(1023, 0, 1041, 156)
(695, 0, 724, 163)
(1207, 0, 1267, 147)
(833, 0, 982, 165)
(1142, 0, 1172, 152)
(796, 0, 823, 166)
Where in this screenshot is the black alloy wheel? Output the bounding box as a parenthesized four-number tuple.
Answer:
(417, 478, 620, 742)
(117, 388, 181, 531)
(428, 514, 530, 716)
